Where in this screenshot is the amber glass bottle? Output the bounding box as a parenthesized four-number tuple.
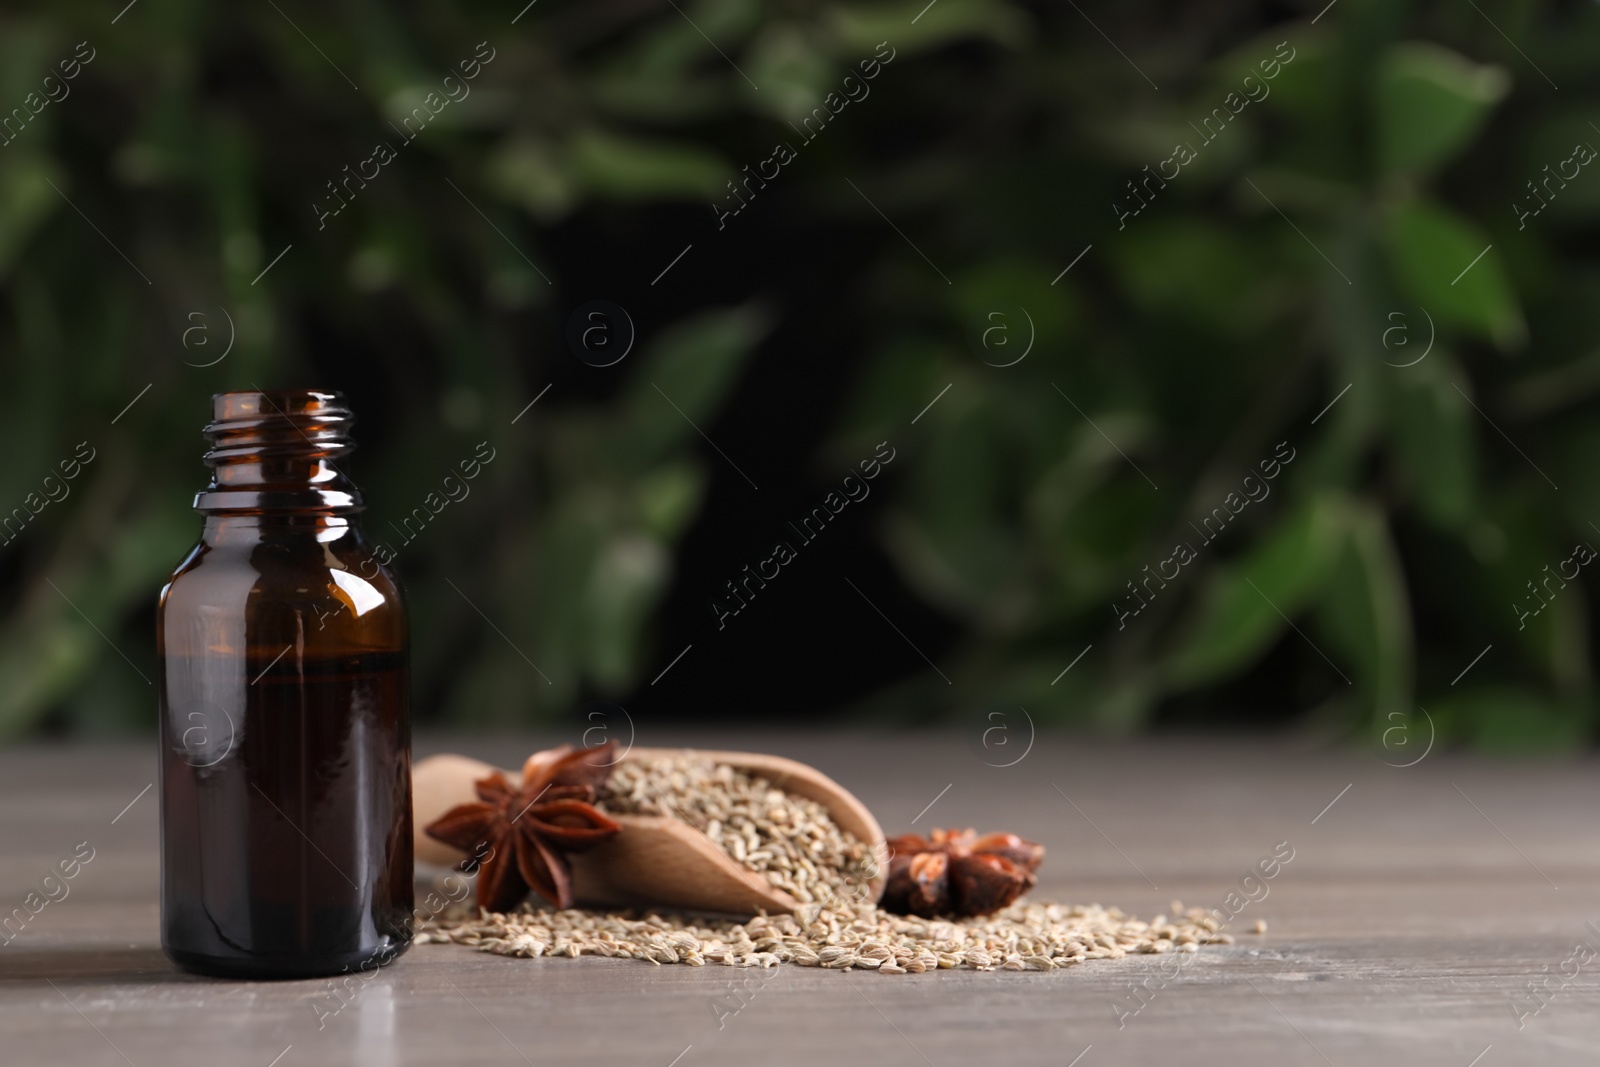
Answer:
(158, 389, 412, 979)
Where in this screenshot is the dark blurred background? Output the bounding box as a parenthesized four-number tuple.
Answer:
(3, 0, 1598, 749)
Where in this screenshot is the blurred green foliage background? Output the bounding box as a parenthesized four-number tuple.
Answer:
(2, 0, 1598, 748)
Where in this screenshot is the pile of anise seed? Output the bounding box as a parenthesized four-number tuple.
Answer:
(418, 898, 1237, 973)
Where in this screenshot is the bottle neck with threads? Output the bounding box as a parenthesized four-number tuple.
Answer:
(194, 389, 364, 515)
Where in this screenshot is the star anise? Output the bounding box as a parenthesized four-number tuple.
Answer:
(881, 828, 1045, 918)
(425, 742, 624, 912)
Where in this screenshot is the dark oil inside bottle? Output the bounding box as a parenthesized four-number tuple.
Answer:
(158, 390, 413, 979)
(162, 650, 412, 978)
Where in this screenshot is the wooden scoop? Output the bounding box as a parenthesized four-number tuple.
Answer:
(413, 747, 886, 916)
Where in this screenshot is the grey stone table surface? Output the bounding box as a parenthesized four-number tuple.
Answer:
(2, 732, 1597, 1066)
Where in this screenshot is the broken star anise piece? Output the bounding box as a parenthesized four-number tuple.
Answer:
(881, 827, 1044, 918)
(425, 741, 624, 912)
